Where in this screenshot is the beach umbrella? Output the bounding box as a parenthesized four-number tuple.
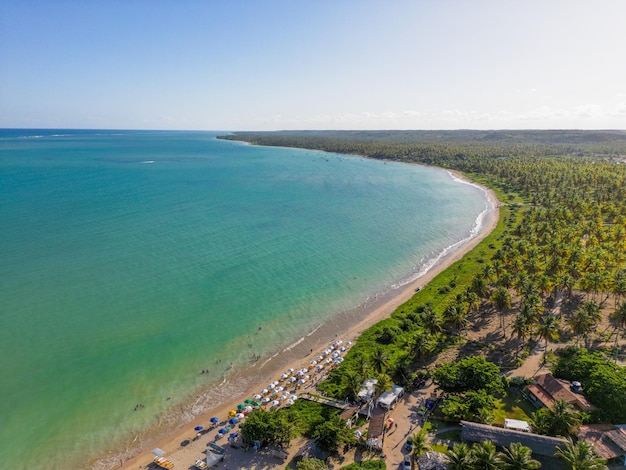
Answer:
(287, 368, 294, 374)
(252, 401, 260, 407)
(229, 432, 238, 439)
(261, 397, 270, 404)
(210, 417, 219, 424)
(339, 346, 346, 352)
(237, 403, 246, 410)
(252, 394, 262, 400)
(245, 405, 253, 412)
(219, 428, 228, 434)
(235, 413, 245, 419)
(194, 425, 204, 432)
(316, 355, 324, 361)
(297, 379, 306, 385)
(228, 410, 237, 417)
(152, 448, 166, 457)
(271, 389, 279, 396)
(229, 418, 239, 425)
(291, 395, 298, 400)
(309, 360, 317, 367)
(287, 377, 296, 383)
(280, 373, 288, 380)
(270, 400, 280, 407)
(260, 388, 269, 395)
(244, 398, 253, 404)
(268, 383, 275, 389)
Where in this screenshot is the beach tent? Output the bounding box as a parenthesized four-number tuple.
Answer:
(205, 450, 222, 467)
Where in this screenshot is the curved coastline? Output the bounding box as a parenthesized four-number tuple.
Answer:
(98, 157, 500, 470)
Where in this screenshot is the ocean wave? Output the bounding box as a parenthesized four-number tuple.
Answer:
(282, 336, 304, 352)
(306, 324, 323, 336)
(388, 184, 494, 292)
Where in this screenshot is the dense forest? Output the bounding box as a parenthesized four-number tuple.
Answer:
(226, 130, 626, 468)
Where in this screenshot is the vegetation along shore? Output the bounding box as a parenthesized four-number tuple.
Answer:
(126, 130, 626, 470)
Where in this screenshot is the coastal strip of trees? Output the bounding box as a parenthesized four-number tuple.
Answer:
(227, 130, 626, 468)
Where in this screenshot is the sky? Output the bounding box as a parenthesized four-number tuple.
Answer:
(1, 0, 625, 131)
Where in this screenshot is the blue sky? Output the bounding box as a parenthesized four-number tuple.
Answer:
(1, 0, 625, 130)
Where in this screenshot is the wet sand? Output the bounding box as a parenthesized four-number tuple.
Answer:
(110, 174, 500, 470)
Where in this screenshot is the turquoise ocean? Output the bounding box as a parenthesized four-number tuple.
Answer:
(0, 130, 491, 469)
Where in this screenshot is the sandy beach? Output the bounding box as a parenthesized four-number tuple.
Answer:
(111, 175, 500, 470)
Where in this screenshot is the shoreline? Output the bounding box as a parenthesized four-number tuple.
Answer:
(110, 169, 500, 470)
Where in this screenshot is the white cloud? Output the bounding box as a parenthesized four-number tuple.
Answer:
(574, 104, 602, 119)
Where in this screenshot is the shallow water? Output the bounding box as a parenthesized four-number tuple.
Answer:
(0, 130, 488, 469)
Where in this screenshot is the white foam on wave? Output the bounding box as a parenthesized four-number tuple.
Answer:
(141, 160, 155, 164)
(283, 336, 304, 353)
(306, 324, 323, 336)
(387, 175, 494, 292)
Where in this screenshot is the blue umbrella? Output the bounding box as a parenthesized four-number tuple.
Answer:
(229, 433, 239, 439)
(218, 428, 228, 434)
(210, 417, 219, 424)
(194, 426, 203, 432)
(228, 418, 238, 425)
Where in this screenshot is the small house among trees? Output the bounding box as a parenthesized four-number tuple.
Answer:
(525, 373, 596, 412)
(577, 424, 626, 466)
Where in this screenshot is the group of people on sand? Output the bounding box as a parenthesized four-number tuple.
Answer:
(133, 403, 145, 411)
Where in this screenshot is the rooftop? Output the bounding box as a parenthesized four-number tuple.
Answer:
(577, 424, 626, 460)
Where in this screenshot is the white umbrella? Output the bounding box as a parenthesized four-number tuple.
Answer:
(280, 373, 289, 380)
(270, 400, 280, 407)
(271, 389, 279, 396)
(152, 448, 166, 457)
(261, 388, 269, 395)
(325, 358, 332, 364)
(235, 413, 245, 419)
(287, 377, 297, 383)
(268, 383, 276, 389)
(287, 368, 294, 374)
(316, 355, 324, 361)
(297, 379, 306, 385)
(332, 351, 340, 358)
(245, 406, 253, 412)
(309, 360, 317, 367)
(261, 397, 270, 404)
(291, 395, 298, 400)
(253, 394, 262, 400)
(339, 346, 346, 352)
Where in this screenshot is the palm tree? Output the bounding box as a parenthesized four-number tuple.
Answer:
(373, 373, 391, 398)
(499, 442, 541, 470)
(470, 440, 500, 470)
(445, 303, 470, 335)
(536, 314, 560, 350)
(555, 438, 607, 470)
(548, 399, 581, 437)
(611, 301, 626, 348)
(421, 308, 445, 335)
(511, 314, 531, 358)
(343, 370, 363, 401)
(568, 310, 594, 348)
(411, 428, 431, 457)
(370, 347, 389, 374)
(409, 330, 435, 361)
(491, 286, 512, 337)
(446, 442, 473, 470)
